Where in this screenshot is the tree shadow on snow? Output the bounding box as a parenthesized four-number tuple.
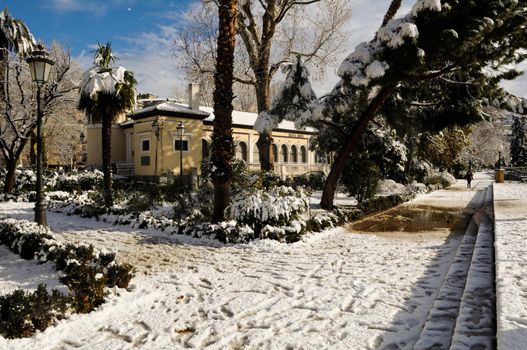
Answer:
(369, 187, 494, 350)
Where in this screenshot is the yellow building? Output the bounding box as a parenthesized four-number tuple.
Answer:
(86, 95, 328, 180)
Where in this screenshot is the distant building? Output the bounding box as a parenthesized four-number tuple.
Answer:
(85, 85, 329, 179)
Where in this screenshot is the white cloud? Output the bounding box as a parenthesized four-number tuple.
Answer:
(42, 0, 108, 15)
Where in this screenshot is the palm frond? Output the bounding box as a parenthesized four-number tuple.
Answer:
(0, 7, 37, 57)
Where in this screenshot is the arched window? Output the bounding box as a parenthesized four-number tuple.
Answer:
(202, 139, 210, 159)
(290, 145, 298, 163)
(253, 143, 260, 163)
(300, 146, 307, 163)
(236, 141, 248, 162)
(280, 145, 288, 163)
(272, 144, 278, 163)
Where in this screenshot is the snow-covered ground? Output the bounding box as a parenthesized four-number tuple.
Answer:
(493, 182, 527, 349)
(0, 245, 67, 296)
(0, 176, 492, 349)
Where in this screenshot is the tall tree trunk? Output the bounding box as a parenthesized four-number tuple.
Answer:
(101, 116, 113, 207)
(0, 52, 7, 103)
(257, 132, 273, 171)
(404, 136, 416, 181)
(3, 158, 17, 194)
(320, 86, 395, 209)
(255, 70, 273, 171)
(211, 0, 238, 223)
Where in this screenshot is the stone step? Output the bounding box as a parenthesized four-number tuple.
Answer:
(450, 212, 496, 350)
(413, 188, 488, 350)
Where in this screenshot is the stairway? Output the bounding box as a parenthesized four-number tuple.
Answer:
(413, 185, 496, 350)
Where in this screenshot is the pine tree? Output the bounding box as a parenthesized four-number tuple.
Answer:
(302, 0, 527, 209)
(255, 56, 317, 135)
(510, 115, 527, 167)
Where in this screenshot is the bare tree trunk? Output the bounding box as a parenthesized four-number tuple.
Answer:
(320, 86, 395, 209)
(211, 0, 238, 223)
(381, 0, 402, 27)
(3, 158, 17, 194)
(0, 51, 7, 103)
(404, 136, 416, 181)
(101, 116, 113, 208)
(254, 69, 274, 171)
(256, 132, 273, 171)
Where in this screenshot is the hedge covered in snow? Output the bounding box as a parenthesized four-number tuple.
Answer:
(0, 169, 103, 202)
(0, 217, 134, 338)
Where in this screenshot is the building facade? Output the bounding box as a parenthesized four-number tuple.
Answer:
(86, 98, 328, 179)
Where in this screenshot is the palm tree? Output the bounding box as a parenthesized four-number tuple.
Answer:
(0, 7, 36, 99)
(211, 0, 238, 222)
(78, 42, 136, 208)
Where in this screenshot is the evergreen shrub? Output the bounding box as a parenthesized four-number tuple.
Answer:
(0, 285, 69, 339)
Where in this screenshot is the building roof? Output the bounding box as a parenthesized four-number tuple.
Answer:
(124, 101, 315, 134)
(200, 107, 315, 134)
(129, 101, 210, 120)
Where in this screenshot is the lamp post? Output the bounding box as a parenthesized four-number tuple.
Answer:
(177, 121, 185, 187)
(26, 44, 54, 227)
(79, 131, 86, 165)
(151, 119, 160, 176)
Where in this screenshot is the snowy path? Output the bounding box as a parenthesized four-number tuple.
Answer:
(494, 182, 527, 349)
(0, 177, 491, 349)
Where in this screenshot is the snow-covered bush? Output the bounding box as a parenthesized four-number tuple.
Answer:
(306, 209, 363, 233)
(54, 170, 103, 193)
(0, 217, 134, 319)
(0, 217, 54, 260)
(424, 171, 456, 188)
(228, 186, 309, 239)
(46, 191, 74, 202)
(359, 194, 405, 215)
(410, 160, 433, 183)
(0, 285, 69, 339)
(376, 179, 407, 197)
(406, 181, 428, 196)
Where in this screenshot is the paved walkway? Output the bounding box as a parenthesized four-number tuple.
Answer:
(493, 182, 527, 349)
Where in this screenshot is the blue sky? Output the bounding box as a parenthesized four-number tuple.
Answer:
(4, 0, 195, 96)
(3, 0, 526, 99)
(4, 0, 192, 53)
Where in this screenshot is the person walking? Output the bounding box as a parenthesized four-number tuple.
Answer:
(465, 170, 473, 189)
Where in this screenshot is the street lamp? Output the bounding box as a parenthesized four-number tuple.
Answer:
(26, 43, 54, 227)
(151, 119, 160, 176)
(79, 131, 86, 164)
(177, 121, 185, 186)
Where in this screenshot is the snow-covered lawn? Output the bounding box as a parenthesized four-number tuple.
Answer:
(0, 178, 490, 349)
(493, 182, 527, 349)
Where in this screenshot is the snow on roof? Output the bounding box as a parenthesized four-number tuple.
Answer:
(200, 106, 315, 133)
(131, 101, 209, 118)
(128, 100, 314, 133)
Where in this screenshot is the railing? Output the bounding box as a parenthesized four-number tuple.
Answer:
(113, 161, 135, 177)
(246, 163, 330, 178)
(505, 167, 527, 182)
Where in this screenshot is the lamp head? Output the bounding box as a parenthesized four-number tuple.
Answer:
(26, 43, 55, 84)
